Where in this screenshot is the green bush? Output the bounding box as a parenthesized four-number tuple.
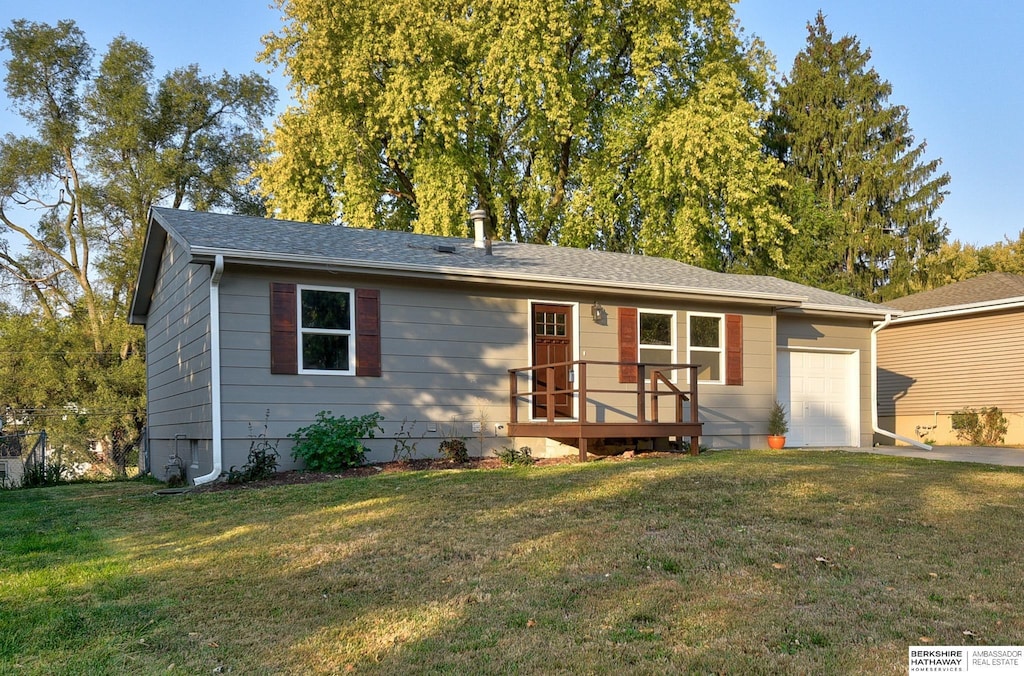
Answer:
(951, 407, 1008, 446)
(768, 400, 789, 436)
(289, 411, 384, 471)
(439, 438, 469, 463)
(496, 445, 534, 467)
(21, 460, 69, 488)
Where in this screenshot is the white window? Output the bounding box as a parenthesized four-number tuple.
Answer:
(688, 312, 724, 384)
(298, 286, 355, 375)
(639, 310, 676, 380)
(0, 461, 7, 480)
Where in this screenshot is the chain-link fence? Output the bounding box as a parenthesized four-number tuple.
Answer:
(0, 430, 142, 487)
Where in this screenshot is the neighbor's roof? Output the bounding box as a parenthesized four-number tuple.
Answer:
(130, 207, 893, 322)
(886, 272, 1024, 316)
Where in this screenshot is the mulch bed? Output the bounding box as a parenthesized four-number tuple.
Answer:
(192, 451, 684, 492)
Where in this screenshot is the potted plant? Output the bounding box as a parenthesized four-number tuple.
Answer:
(767, 400, 788, 449)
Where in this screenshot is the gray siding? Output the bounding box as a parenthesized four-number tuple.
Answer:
(212, 270, 787, 469)
(142, 257, 881, 474)
(143, 238, 213, 479)
(777, 312, 876, 447)
(218, 271, 527, 468)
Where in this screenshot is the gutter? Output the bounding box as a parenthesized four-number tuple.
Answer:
(193, 254, 225, 485)
(870, 313, 931, 450)
(890, 298, 1024, 324)
(187, 247, 809, 307)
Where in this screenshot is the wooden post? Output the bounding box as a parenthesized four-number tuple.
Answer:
(578, 362, 588, 424)
(509, 371, 519, 424)
(636, 364, 646, 423)
(579, 436, 588, 462)
(546, 366, 555, 422)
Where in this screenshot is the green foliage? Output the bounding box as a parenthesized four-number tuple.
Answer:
(496, 445, 534, 467)
(289, 411, 384, 471)
(0, 18, 275, 459)
(439, 438, 469, 464)
(391, 418, 419, 462)
(227, 413, 280, 484)
(768, 401, 789, 436)
(951, 407, 1008, 446)
(20, 459, 69, 488)
(764, 12, 950, 301)
(257, 0, 790, 269)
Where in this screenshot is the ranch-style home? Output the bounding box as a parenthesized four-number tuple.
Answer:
(130, 207, 895, 484)
(878, 272, 1024, 445)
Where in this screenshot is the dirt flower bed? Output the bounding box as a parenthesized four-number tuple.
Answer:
(193, 451, 675, 492)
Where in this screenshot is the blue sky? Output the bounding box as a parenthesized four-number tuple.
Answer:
(1, 0, 1021, 247)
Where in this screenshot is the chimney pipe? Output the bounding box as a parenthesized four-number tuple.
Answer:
(470, 208, 489, 250)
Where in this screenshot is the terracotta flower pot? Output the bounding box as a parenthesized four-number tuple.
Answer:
(767, 435, 786, 450)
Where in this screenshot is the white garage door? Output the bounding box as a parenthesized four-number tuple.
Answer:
(777, 349, 859, 447)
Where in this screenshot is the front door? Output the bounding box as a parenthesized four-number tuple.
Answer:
(532, 304, 574, 419)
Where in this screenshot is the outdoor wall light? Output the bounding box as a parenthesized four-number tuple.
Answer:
(591, 302, 607, 323)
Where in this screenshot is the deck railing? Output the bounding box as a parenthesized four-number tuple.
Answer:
(508, 360, 700, 428)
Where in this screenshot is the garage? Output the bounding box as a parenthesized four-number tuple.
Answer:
(777, 349, 859, 447)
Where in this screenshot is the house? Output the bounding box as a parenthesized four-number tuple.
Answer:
(129, 207, 895, 483)
(877, 272, 1024, 445)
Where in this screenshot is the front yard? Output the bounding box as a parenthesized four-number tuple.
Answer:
(2, 450, 1022, 674)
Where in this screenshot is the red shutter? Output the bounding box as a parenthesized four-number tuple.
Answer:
(270, 283, 298, 374)
(726, 313, 743, 386)
(355, 288, 382, 377)
(618, 307, 638, 383)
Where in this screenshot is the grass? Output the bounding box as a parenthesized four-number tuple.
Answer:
(1, 450, 1023, 674)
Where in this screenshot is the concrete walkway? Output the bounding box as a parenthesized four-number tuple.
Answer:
(844, 445, 1024, 467)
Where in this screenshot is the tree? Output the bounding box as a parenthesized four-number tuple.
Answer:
(765, 12, 950, 300)
(257, 0, 790, 268)
(0, 19, 275, 469)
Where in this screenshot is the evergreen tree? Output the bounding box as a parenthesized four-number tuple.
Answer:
(765, 12, 950, 300)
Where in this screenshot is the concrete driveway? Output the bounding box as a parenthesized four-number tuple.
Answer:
(844, 445, 1024, 467)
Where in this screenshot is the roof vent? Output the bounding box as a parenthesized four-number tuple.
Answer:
(433, 244, 457, 254)
(469, 208, 491, 254)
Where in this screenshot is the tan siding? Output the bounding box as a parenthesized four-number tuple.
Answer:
(878, 309, 1024, 421)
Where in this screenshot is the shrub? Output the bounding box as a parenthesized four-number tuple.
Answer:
(951, 407, 1008, 446)
(496, 445, 534, 467)
(768, 400, 789, 436)
(439, 438, 469, 463)
(227, 414, 280, 484)
(289, 411, 384, 471)
(21, 460, 69, 488)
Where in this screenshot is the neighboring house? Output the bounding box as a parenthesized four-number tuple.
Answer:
(878, 272, 1024, 445)
(129, 207, 894, 483)
(0, 432, 25, 487)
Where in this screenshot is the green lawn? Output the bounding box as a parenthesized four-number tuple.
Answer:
(2, 450, 1022, 674)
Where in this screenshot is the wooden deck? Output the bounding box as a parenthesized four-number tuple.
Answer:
(507, 360, 703, 461)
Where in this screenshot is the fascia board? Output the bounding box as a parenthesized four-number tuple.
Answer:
(188, 247, 808, 308)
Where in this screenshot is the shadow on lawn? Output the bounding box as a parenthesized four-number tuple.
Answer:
(112, 451, 1024, 673)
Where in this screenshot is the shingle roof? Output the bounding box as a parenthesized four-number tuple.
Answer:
(137, 207, 891, 317)
(885, 272, 1024, 312)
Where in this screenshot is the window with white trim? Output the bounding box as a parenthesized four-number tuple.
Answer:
(0, 460, 7, 481)
(688, 312, 724, 384)
(639, 310, 675, 380)
(298, 286, 355, 374)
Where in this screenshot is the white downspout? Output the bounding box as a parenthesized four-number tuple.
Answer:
(871, 313, 931, 450)
(194, 255, 225, 485)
